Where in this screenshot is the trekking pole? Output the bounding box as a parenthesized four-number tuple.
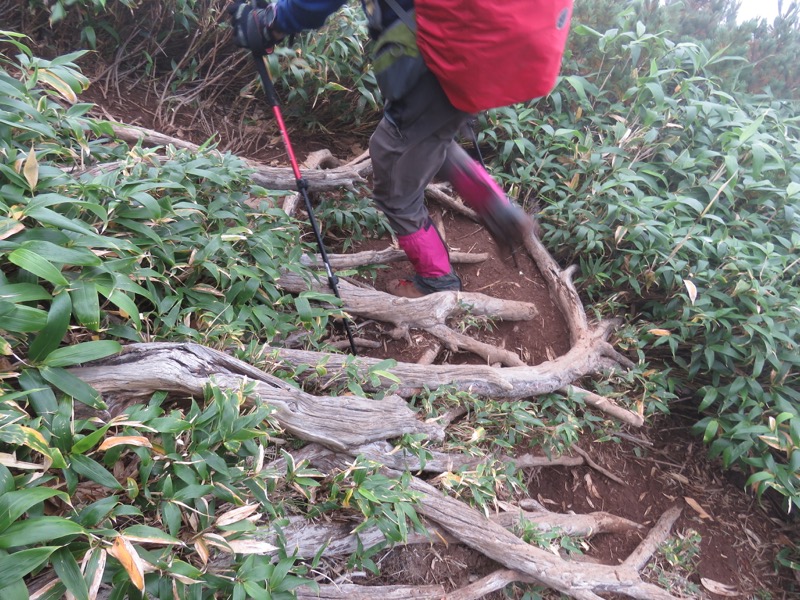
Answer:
(250, 51, 358, 355)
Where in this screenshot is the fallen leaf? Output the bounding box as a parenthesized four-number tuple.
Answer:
(107, 536, 145, 591)
(0, 452, 42, 470)
(215, 504, 260, 528)
(193, 538, 209, 566)
(584, 473, 601, 499)
(667, 472, 690, 486)
(700, 577, 739, 596)
(684, 496, 713, 520)
(204, 535, 277, 555)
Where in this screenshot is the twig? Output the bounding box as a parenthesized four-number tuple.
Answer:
(571, 445, 627, 486)
(443, 569, 537, 599)
(565, 385, 644, 427)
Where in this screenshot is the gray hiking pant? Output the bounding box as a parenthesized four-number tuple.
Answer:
(369, 70, 468, 237)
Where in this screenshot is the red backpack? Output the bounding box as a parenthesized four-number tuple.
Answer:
(385, 0, 573, 113)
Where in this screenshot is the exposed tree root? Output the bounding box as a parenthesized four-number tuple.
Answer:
(71, 343, 677, 598)
(106, 124, 369, 191)
(295, 583, 446, 599)
(61, 135, 667, 596)
(210, 501, 641, 567)
(71, 342, 444, 449)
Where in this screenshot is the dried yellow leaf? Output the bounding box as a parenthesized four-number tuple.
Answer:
(204, 537, 278, 555)
(39, 68, 78, 103)
(193, 538, 209, 566)
(86, 547, 106, 600)
(107, 536, 145, 591)
(215, 504, 260, 528)
(648, 328, 672, 337)
(684, 279, 698, 305)
(23, 146, 38, 190)
(684, 496, 712, 520)
(0, 220, 24, 241)
(0, 452, 42, 470)
(98, 436, 153, 451)
(701, 577, 738, 596)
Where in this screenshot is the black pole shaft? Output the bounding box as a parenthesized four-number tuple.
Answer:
(251, 53, 358, 355)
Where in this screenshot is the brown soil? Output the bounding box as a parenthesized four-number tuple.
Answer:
(78, 80, 799, 600)
(342, 204, 571, 367)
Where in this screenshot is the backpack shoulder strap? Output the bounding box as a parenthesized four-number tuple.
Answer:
(383, 0, 417, 32)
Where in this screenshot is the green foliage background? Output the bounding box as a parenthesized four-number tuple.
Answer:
(1, 0, 799, 596)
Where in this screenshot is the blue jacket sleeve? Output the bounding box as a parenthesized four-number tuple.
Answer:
(274, 0, 350, 34)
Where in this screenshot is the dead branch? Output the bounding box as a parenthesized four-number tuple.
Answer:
(208, 496, 641, 565)
(571, 445, 627, 486)
(565, 385, 645, 427)
(622, 505, 683, 571)
(70, 342, 674, 598)
(309, 451, 681, 600)
(70, 342, 443, 450)
(442, 569, 537, 600)
(426, 183, 480, 221)
(107, 124, 369, 191)
(269, 325, 632, 401)
(277, 272, 536, 366)
(295, 583, 446, 599)
(301, 247, 489, 269)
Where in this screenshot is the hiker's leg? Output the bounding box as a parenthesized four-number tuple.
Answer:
(439, 141, 538, 248)
(369, 71, 467, 295)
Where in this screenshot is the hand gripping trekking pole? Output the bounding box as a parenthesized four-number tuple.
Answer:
(251, 52, 358, 355)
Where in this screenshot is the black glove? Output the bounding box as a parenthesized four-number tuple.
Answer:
(228, 0, 281, 54)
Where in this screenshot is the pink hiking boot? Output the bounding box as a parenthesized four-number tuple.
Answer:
(387, 220, 462, 298)
(440, 144, 538, 249)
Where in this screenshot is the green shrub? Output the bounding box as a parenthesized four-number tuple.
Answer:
(0, 33, 366, 595)
(476, 16, 800, 508)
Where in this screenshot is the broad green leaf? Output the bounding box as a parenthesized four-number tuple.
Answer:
(0, 576, 28, 600)
(0, 283, 51, 303)
(123, 525, 182, 546)
(69, 454, 123, 490)
(18, 368, 58, 415)
(8, 247, 68, 286)
(41, 340, 121, 368)
(70, 280, 101, 331)
(23, 206, 95, 236)
(0, 465, 12, 494)
(0, 304, 48, 333)
(39, 366, 106, 410)
(71, 423, 112, 455)
(28, 291, 71, 363)
(0, 488, 68, 533)
(19, 240, 102, 267)
(51, 547, 90, 600)
(96, 286, 141, 329)
(0, 516, 85, 549)
(0, 546, 57, 588)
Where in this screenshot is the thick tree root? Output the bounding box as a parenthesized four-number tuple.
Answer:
(63, 140, 669, 596)
(71, 342, 444, 449)
(107, 124, 370, 191)
(71, 343, 678, 598)
(309, 450, 683, 600)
